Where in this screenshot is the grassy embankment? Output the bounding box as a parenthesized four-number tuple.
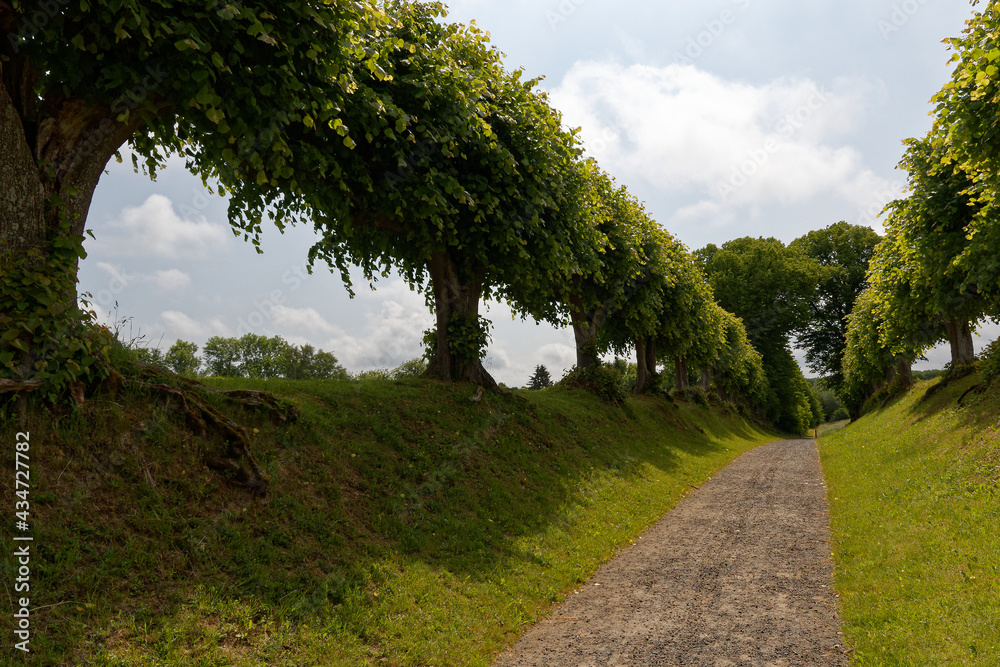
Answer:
(820, 374, 1000, 664)
(2, 378, 774, 666)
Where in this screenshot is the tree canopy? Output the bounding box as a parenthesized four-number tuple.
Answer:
(0, 0, 391, 396)
(697, 237, 823, 431)
(299, 1, 596, 387)
(790, 222, 881, 393)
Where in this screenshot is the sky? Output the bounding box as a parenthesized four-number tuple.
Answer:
(78, 0, 990, 385)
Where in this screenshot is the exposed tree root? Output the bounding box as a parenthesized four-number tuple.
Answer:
(958, 382, 987, 407)
(921, 363, 977, 404)
(0, 378, 42, 394)
(139, 378, 297, 498)
(143, 382, 270, 496)
(214, 389, 300, 424)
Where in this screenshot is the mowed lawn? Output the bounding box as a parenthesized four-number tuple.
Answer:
(820, 375, 1000, 665)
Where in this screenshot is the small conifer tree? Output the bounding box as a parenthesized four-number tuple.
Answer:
(527, 364, 553, 390)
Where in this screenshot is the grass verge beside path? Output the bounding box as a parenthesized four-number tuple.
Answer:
(1, 379, 773, 666)
(819, 375, 1000, 665)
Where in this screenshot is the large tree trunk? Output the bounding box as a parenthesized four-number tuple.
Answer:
(567, 295, 603, 371)
(423, 251, 497, 389)
(945, 318, 975, 366)
(674, 356, 690, 390)
(633, 337, 657, 394)
(2, 52, 145, 383)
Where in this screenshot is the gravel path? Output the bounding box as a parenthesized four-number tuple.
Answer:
(493, 439, 849, 666)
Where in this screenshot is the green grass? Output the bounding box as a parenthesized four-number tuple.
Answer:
(816, 419, 851, 439)
(819, 375, 1000, 665)
(1, 378, 774, 666)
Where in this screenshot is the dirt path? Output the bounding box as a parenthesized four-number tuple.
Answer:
(493, 439, 848, 666)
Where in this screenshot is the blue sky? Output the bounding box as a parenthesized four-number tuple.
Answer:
(79, 0, 985, 384)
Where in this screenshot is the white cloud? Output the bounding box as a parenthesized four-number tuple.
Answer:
(484, 347, 512, 371)
(549, 61, 897, 228)
(325, 293, 434, 371)
(538, 343, 576, 369)
(153, 269, 192, 291)
(109, 194, 229, 258)
(160, 311, 230, 339)
(271, 305, 342, 334)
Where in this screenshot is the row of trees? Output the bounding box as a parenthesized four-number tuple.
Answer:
(136, 334, 435, 381)
(0, 0, 879, 436)
(841, 2, 1000, 413)
(0, 0, 779, 421)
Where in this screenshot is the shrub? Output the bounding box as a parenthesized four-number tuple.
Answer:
(979, 338, 1000, 385)
(831, 407, 850, 422)
(671, 386, 709, 406)
(558, 364, 629, 406)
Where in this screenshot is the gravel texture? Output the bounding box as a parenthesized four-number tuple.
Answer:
(493, 438, 849, 666)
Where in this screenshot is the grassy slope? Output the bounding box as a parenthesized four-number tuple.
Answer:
(819, 375, 1000, 665)
(2, 378, 773, 666)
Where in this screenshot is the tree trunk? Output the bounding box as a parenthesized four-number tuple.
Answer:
(945, 318, 975, 366)
(2, 55, 146, 383)
(567, 295, 603, 371)
(699, 367, 712, 392)
(894, 356, 913, 386)
(644, 337, 657, 384)
(423, 251, 497, 389)
(674, 356, 689, 390)
(634, 337, 657, 394)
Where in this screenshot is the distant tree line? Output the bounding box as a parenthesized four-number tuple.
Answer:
(132, 334, 426, 381)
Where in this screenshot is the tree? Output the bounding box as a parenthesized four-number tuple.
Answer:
(790, 222, 881, 393)
(1, 0, 390, 398)
(165, 340, 200, 376)
(929, 2, 1000, 308)
(237, 334, 290, 379)
(202, 336, 243, 378)
(598, 224, 700, 394)
(697, 237, 822, 431)
(696, 238, 820, 355)
(874, 136, 988, 367)
(527, 365, 553, 390)
(391, 358, 427, 380)
(132, 346, 164, 366)
(280, 343, 348, 380)
(558, 166, 648, 371)
(816, 388, 842, 423)
(301, 2, 597, 389)
(841, 287, 915, 418)
(706, 309, 769, 412)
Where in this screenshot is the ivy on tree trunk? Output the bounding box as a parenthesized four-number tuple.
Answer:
(424, 251, 497, 389)
(567, 295, 603, 371)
